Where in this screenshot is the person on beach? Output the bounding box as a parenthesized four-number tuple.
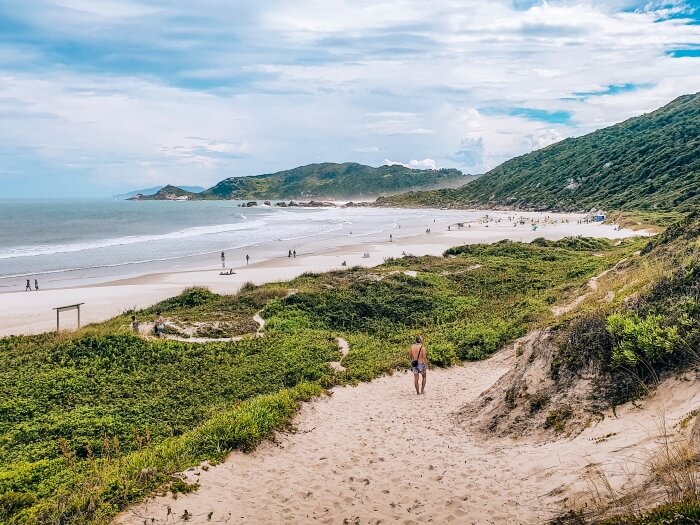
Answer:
(246, 254, 250, 265)
(389, 233, 393, 242)
(131, 315, 139, 333)
(25, 279, 31, 291)
(288, 250, 292, 258)
(154, 312, 165, 338)
(409, 336, 429, 395)
(34, 279, 39, 291)
(293, 250, 296, 258)
(221, 251, 226, 268)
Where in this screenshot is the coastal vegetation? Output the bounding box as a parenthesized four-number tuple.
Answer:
(554, 212, 700, 403)
(378, 93, 700, 214)
(0, 236, 642, 524)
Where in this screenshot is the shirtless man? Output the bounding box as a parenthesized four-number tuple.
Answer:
(409, 336, 429, 395)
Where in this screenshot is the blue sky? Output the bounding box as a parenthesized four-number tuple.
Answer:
(0, 0, 699, 197)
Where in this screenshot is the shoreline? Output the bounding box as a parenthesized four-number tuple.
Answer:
(0, 210, 647, 337)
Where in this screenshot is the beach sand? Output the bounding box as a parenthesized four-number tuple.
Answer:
(114, 344, 699, 525)
(0, 211, 645, 336)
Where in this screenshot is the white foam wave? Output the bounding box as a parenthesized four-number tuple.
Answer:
(0, 220, 267, 260)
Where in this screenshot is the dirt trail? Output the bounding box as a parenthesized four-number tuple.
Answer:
(152, 311, 267, 344)
(115, 349, 700, 525)
(329, 337, 350, 372)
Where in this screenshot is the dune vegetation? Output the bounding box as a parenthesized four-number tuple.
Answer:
(0, 235, 648, 524)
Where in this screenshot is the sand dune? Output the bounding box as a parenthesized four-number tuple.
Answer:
(115, 344, 699, 524)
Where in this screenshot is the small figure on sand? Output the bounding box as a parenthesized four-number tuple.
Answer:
(34, 279, 39, 291)
(288, 250, 292, 258)
(246, 254, 250, 265)
(131, 315, 139, 333)
(25, 279, 31, 291)
(293, 250, 296, 258)
(154, 311, 165, 338)
(341, 260, 347, 266)
(409, 335, 429, 395)
(389, 233, 393, 242)
(219, 269, 235, 275)
(221, 251, 226, 268)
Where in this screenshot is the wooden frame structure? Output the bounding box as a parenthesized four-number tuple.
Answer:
(53, 303, 84, 332)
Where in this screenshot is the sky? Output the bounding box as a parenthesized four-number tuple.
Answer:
(0, 0, 699, 197)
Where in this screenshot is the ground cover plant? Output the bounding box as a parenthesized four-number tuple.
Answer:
(0, 236, 642, 524)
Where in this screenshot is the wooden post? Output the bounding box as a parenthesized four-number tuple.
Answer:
(53, 303, 85, 333)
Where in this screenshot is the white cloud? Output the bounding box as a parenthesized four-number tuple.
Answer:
(0, 0, 699, 195)
(384, 158, 439, 170)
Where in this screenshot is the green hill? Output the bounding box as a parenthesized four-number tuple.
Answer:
(128, 185, 199, 200)
(198, 162, 475, 200)
(379, 93, 700, 212)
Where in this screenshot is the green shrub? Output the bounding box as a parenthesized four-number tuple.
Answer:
(608, 313, 679, 367)
(0, 491, 37, 521)
(427, 342, 459, 367)
(449, 320, 514, 360)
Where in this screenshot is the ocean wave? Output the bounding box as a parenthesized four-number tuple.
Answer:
(278, 224, 345, 242)
(0, 222, 348, 280)
(0, 220, 267, 260)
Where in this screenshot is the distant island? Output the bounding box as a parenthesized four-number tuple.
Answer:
(378, 92, 700, 214)
(114, 185, 205, 200)
(127, 162, 477, 201)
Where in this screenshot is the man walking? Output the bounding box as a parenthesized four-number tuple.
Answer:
(25, 279, 32, 291)
(221, 251, 226, 268)
(409, 336, 429, 395)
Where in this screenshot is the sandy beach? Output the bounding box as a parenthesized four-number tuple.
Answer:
(0, 210, 645, 337)
(114, 340, 698, 525)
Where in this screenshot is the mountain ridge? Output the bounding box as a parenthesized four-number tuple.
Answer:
(198, 162, 475, 200)
(130, 162, 477, 201)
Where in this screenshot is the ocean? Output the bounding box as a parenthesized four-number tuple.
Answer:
(0, 199, 470, 291)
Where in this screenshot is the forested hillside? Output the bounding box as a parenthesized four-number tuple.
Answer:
(198, 162, 474, 200)
(379, 93, 700, 212)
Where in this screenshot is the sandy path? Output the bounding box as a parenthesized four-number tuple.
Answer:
(116, 352, 551, 524)
(329, 337, 350, 372)
(115, 343, 700, 525)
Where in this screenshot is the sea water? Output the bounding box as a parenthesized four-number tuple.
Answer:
(0, 199, 476, 290)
